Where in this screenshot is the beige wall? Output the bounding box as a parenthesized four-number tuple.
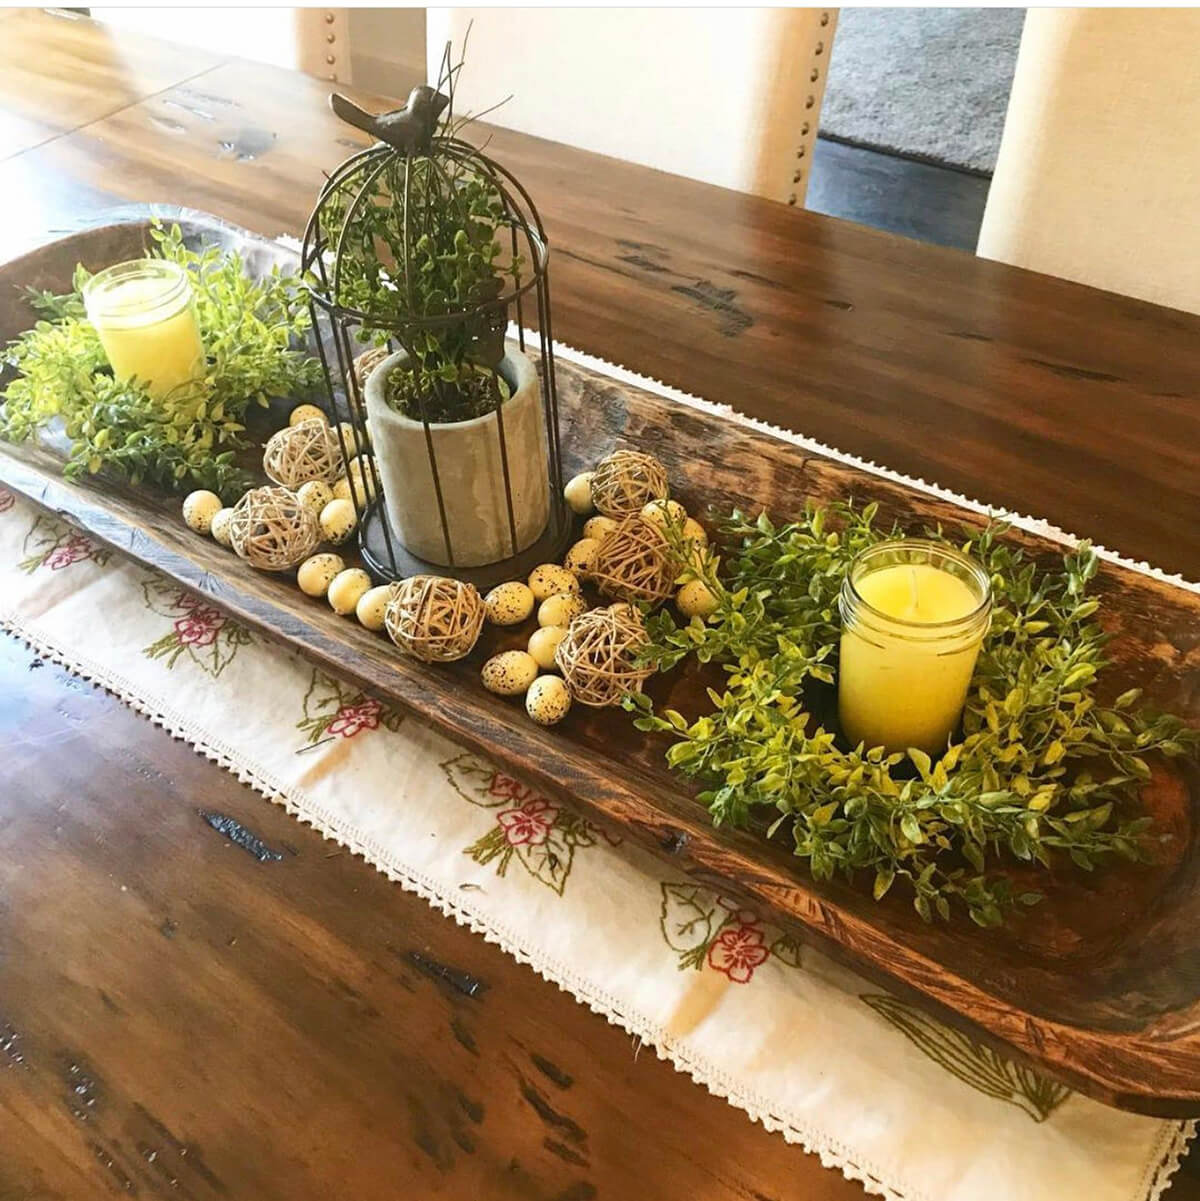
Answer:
(978, 9, 1200, 314)
(347, 7, 427, 97)
(426, 7, 833, 202)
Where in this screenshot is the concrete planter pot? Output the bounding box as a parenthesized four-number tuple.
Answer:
(364, 349, 550, 568)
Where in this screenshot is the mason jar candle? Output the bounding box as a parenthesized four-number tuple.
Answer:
(837, 540, 992, 756)
(83, 259, 205, 399)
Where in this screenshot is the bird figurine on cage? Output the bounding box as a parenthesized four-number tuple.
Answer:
(329, 87, 449, 156)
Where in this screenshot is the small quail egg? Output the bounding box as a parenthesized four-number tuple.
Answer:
(481, 650, 540, 697)
(297, 553, 346, 598)
(677, 578, 720, 619)
(347, 455, 377, 502)
(529, 563, 580, 601)
(528, 625, 567, 670)
(210, 507, 235, 548)
(582, 515, 618, 542)
(297, 479, 335, 515)
(355, 584, 393, 632)
(328, 567, 373, 616)
(538, 591, 587, 628)
(641, 498, 687, 530)
(563, 471, 595, 516)
(336, 421, 364, 456)
(681, 517, 708, 545)
(289, 403, 327, 427)
(526, 675, 572, 725)
(484, 580, 536, 626)
(182, 490, 223, 534)
(331, 476, 353, 504)
(319, 497, 358, 544)
(564, 537, 599, 577)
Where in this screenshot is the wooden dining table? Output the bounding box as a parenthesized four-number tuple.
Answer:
(2, 9, 1199, 1200)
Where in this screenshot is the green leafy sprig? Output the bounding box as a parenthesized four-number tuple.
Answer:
(626, 502, 1197, 927)
(1, 221, 322, 499)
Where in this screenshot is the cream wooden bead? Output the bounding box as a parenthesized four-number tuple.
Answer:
(319, 497, 358, 544)
(526, 675, 572, 725)
(297, 480, 335, 515)
(210, 507, 235, 548)
(528, 624, 567, 670)
(328, 567, 372, 616)
(182, 490, 223, 534)
(529, 563, 580, 601)
(582, 515, 619, 542)
(564, 537, 599, 577)
(677, 578, 719, 619)
(355, 584, 392, 632)
(538, 592, 587, 628)
(481, 650, 540, 696)
(563, 471, 595, 516)
(290, 403, 327, 427)
(297, 553, 345, 598)
(484, 581, 536, 626)
(641, 498, 687, 530)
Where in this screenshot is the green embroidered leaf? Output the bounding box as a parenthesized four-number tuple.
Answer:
(514, 823, 575, 896)
(861, 994, 1070, 1122)
(440, 752, 514, 808)
(659, 883, 722, 962)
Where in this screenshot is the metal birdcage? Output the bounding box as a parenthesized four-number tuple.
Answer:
(300, 56, 571, 589)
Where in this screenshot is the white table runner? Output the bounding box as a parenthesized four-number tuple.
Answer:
(0, 342, 1192, 1201)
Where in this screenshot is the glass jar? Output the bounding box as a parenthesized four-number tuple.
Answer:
(837, 539, 992, 756)
(83, 259, 205, 400)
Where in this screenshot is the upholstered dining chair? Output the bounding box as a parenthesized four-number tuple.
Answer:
(977, 8, 1200, 315)
(423, 8, 838, 206)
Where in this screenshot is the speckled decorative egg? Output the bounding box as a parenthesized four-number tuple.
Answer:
(297, 479, 335, 516)
(328, 567, 373, 616)
(538, 591, 587, 628)
(297, 553, 346, 598)
(210, 507, 235, 548)
(355, 584, 393, 632)
(564, 537, 599, 577)
(582, 515, 619, 543)
(529, 563, 581, 601)
(563, 471, 595, 516)
(336, 421, 364, 456)
(319, 497, 358, 544)
(347, 455, 377, 502)
(481, 650, 540, 697)
(484, 580, 536, 626)
(677, 578, 719, 619)
(528, 624, 567, 670)
(289, 403, 327, 427)
(331, 476, 353, 504)
(681, 517, 708, 545)
(182, 490, 223, 535)
(526, 675, 572, 725)
(641, 498, 687, 530)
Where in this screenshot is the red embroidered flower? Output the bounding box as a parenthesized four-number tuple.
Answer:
(487, 771, 535, 803)
(45, 534, 95, 570)
(497, 799, 559, 846)
(0, 489, 14, 513)
(707, 924, 770, 984)
(327, 698, 382, 739)
(172, 605, 226, 647)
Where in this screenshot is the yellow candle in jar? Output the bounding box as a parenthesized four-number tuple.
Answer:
(838, 541, 991, 756)
(83, 259, 205, 399)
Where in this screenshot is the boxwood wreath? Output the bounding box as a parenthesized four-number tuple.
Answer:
(626, 502, 1197, 927)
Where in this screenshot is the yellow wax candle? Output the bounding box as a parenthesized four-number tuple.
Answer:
(83, 259, 205, 399)
(838, 541, 991, 756)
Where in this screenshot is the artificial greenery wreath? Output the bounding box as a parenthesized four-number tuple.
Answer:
(626, 502, 1196, 927)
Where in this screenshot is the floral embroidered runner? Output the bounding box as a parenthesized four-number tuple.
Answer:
(0, 485, 1191, 1201)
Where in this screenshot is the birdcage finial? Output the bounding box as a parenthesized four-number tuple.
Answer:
(329, 85, 449, 156)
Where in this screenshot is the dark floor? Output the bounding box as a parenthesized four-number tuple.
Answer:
(805, 137, 992, 252)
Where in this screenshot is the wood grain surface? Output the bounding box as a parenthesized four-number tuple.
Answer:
(2, 11, 1199, 1198)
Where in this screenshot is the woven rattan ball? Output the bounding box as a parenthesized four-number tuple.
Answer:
(384, 575, 486, 663)
(228, 485, 321, 572)
(353, 346, 391, 392)
(555, 603, 654, 707)
(590, 515, 676, 606)
(263, 418, 344, 488)
(590, 450, 669, 517)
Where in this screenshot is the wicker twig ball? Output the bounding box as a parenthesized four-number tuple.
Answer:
(263, 418, 345, 488)
(353, 346, 391, 392)
(229, 485, 321, 571)
(590, 449, 669, 517)
(384, 575, 486, 663)
(555, 603, 654, 707)
(591, 515, 677, 605)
